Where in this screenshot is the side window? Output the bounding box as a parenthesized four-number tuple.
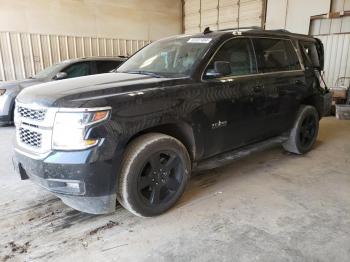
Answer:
(62, 62, 91, 79)
(204, 38, 257, 78)
(253, 39, 301, 73)
(96, 61, 123, 73)
(300, 41, 320, 68)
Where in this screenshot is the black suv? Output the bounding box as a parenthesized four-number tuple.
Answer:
(14, 28, 331, 217)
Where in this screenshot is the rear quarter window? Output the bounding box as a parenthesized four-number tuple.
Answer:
(253, 38, 301, 73)
(300, 41, 320, 68)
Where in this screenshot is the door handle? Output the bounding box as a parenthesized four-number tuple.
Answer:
(253, 85, 263, 93)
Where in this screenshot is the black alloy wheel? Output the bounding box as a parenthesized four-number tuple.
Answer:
(299, 115, 317, 148)
(137, 151, 183, 206)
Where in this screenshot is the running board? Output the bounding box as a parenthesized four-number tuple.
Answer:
(194, 136, 288, 172)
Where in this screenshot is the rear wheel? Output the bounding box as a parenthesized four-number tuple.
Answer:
(117, 133, 191, 217)
(283, 105, 319, 154)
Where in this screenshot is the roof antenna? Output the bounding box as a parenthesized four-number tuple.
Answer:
(203, 27, 212, 34)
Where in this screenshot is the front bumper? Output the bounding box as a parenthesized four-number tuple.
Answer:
(14, 144, 119, 214)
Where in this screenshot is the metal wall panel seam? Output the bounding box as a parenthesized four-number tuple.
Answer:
(73, 36, 77, 58)
(38, 35, 44, 70)
(112, 39, 114, 56)
(6, 32, 16, 79)
(81, 37, 85, 57)
(17, 33, 26, 79)
(47, 35, 53, 65)
(28, 34, 35, 76)
(339, 34, 349, 78)
(56, 35, 61, 62)
(89, 37, 93, 57)
(65, 36, 69, 59)
(97, 38, 100, 56)
(0, 39, 5, 81)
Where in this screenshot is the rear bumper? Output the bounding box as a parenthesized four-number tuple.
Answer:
(14, 144, 119, 214)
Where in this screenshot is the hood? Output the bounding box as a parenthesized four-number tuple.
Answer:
(16, 73, 190, 107)
(0, 78, 45, 91)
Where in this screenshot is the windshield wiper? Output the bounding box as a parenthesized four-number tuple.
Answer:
(123, 70, 163, 78)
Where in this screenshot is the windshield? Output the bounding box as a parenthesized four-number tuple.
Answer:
(33, 63, 64, 79)
(117, 36, 213, 77)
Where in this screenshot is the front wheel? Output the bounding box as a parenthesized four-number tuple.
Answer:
(283, 105, 319, 154)
(117, 133, 191, 217)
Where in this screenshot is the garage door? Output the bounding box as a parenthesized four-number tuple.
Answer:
(0, 32, 151, 81)
(184, 0, 266, 34)
(310, 16, 350, 87)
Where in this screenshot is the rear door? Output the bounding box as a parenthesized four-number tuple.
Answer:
(252, 38, 304, 135)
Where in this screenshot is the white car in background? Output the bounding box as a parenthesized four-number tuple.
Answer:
(0, 56, 126, 125)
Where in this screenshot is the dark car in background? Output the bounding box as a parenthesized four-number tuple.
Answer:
(14, 28, 331, 217)
(0, 56, 127, 125)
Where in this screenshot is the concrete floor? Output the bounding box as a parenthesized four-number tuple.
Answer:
(0, 117, 349, 262)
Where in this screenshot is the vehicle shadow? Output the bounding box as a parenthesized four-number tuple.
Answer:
(174, 144, 306, 210)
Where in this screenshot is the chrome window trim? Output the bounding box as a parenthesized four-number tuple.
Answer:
(201, 36, 304, 82)
(211, 69, 305, 83)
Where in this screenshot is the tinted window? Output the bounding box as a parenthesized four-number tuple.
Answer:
(253, 39, 301, 73)
(300, 41, 320, 68)
(205, 38, 256, 78)
(62, 62, 91, 78)
(96, 61, 123, 73)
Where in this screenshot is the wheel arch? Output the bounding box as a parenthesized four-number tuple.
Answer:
(125, 122, 197, 161)
(300, 95, 324, 119)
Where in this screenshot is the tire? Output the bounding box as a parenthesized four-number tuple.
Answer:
(283, 105, 319, 154)
(117, 133, 191, 217)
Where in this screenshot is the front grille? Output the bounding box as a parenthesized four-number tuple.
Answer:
(17, 106, 46, 121)
(19, 128, 42, 148)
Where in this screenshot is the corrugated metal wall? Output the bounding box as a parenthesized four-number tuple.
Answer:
(310, 16, 350, 87)
(0, 31, 151, 81)
(184, 0, 265, 34)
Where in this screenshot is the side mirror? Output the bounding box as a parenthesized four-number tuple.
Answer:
(54, 72, 67, 80)
(205, 61, 231, 78)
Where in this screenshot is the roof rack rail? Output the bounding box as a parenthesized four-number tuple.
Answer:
(203, 26, 263, 34)
(217, 26, 263, 32)
(269, 29, 290, 33)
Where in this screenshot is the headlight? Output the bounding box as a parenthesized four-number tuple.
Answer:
(0, 89, 6, 96)
(52, 109, 110, 150)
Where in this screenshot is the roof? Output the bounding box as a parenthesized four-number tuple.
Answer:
(189, 27, 316, 42)
(61, 56, 128, 64)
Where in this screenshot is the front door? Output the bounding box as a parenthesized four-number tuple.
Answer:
(198, 38, 267, 158)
